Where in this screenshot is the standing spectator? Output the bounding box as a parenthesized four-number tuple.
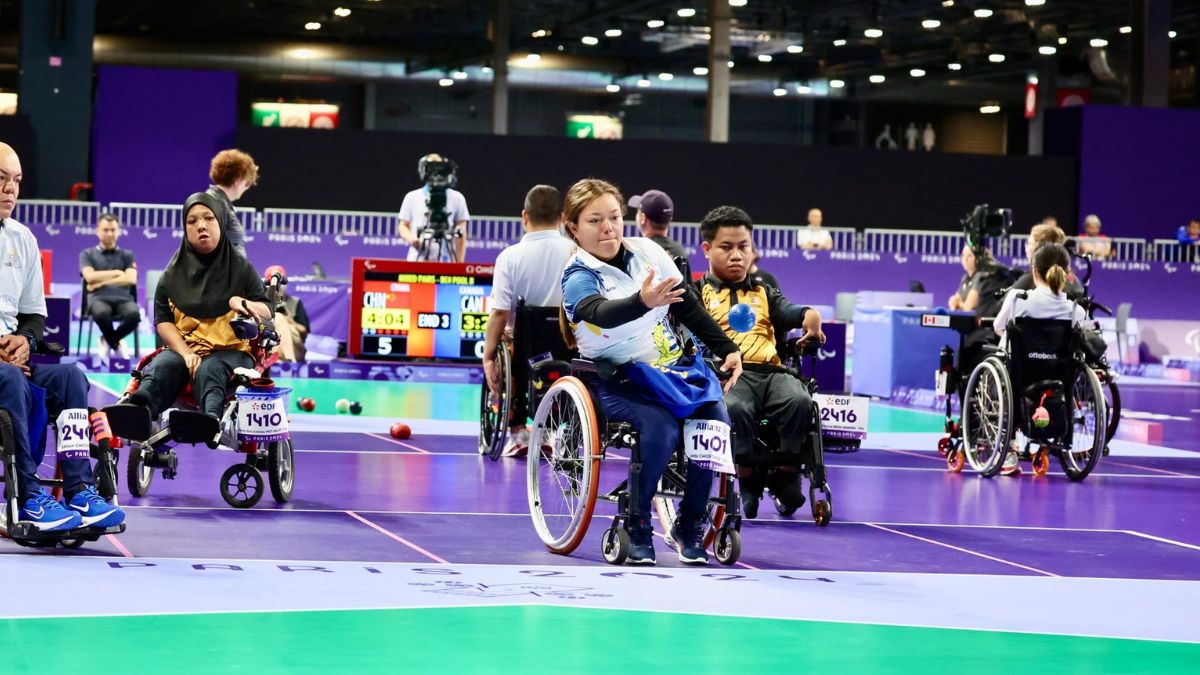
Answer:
(630, 189, 686, 261)
(1077, 214, 1113, 259)
(797, 208, 834, 250)
(1177, 218, 1200, 262)
(79, 213, 140, 359)
(398, 153, 470, 262)
(206, 149, 259, 253)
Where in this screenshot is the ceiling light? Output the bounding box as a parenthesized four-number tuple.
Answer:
(677, 8, 696, 18)
(647, 19, 665, 28)
(727, 60, 735, 68)
(948, 62, 963, 70)
(1058, 36, 1068, 44)
(439, 78, 453, 87)
(757, 54, 773, 62)
(796, 85, 812, 94)
(286, 48, 318, 59)
(988, 53, 1005, 62)
(1119, 26, 1132, 34)
(942, 0, 955, 5)
(974, 9, 993, 18)
(304, 21, 321, 30)
(637, 78, 651, 87)
(658, 72, 674, 80)
(693, 66, 709, 75)
(979, 104, 1001, 114)
(581, 35, 599, 45)
(333, 7, 351, 17)
(531, 29, 550, 38)
(869, 74, 886, 83)
(786, 44, 804, 54)
(1025, 0, 1045, 5)
(922, 19, 941, 29)
(1169, 30, 1178, 38)
(833, 38, 847, 46)
(605, 29, 622, 37)
(773, 88, 787, 96)
(606, 83, 621, 93)
(829, 79, 846, 88)
(1089, 38, 1108, 48)
(864, 28, 883, 38)
(524, 52, 541, 62)
(910, 68, 926, 77)
(1038, 45, 1057, 55)
(729, 0, 748, 6)
(452, 70, 467, 80)
(481, 66, 493, 73)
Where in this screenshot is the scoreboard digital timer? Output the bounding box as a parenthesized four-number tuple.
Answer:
(348, 259, 494, 361)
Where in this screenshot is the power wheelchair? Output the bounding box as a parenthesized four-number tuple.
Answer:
(105, 279, 296, 508)
(525, 356, 744, 565)
(479, 300, 573, 460)
(958, 314, 1108, 480)
(0, 343, 125, 549)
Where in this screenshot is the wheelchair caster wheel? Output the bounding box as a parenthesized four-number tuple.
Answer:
(126, 444, 154, 497)
(1032, 448, 1050, 477)
(714, 528, 741, 566)
(60, 538, 86, 549)
(601, 527, 629, 565)
(812, 500, 831, 527)
(947, 450, 965, 473)
(220, 463, 264, 508)
(937, 437, 951, 457)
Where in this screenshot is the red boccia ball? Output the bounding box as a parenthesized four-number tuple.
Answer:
(389, 422, 411, 440)
(301, 398, 317, 412)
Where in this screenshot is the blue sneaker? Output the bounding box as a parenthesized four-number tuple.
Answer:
(67, 486, 126, 528)
(670, 517, 710, 566)
(20, 490, 83, 532)
(627, 515, 656, 566)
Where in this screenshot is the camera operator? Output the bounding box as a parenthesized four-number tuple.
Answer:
(397, 153, 470, 262)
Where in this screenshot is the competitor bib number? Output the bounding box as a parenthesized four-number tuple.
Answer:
(814, 394, 869, 440)
(236, 395, 290, 442)
(683, 419, 734, 474)
(55, 409, 91, 461)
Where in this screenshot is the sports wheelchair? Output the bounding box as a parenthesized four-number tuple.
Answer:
(105, 282, 296, 508)
(526, 358, 743, 566)
(0, 343, 125, 548)
(958, 315, 1108, 480)
(479, 300, 573, 460)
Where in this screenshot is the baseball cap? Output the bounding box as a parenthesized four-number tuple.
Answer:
(629, 189, 674, 225)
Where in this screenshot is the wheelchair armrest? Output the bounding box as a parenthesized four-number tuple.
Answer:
(981, 344, 1001, 354)
(569, 358, 597, 373)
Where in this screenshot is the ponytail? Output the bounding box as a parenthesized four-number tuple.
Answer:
(1044, 265, 1066, 294)
(558, 304, 577, 350)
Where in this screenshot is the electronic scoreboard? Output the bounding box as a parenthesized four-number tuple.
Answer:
(348, 259, 494, 361)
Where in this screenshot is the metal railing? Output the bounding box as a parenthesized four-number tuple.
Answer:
(1153, 239, 1198, 263)
(18, 198, 1195, 263)
(11, 199, 102, 227)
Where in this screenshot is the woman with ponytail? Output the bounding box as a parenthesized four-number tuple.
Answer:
(990, 242, 1089, 476)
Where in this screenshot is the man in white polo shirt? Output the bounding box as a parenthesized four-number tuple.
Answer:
(482, 185, 574, 456)
(0, 142, 124, 532)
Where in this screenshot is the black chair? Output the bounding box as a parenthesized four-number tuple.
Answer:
(77, 277, 140, 358)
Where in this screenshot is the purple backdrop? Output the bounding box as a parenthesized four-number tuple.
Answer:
(91, 66, 237, 205)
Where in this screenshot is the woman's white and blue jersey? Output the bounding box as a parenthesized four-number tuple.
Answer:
(562, 237, 684, 365)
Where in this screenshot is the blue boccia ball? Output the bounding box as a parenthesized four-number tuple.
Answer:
(728, 302, 756, 333)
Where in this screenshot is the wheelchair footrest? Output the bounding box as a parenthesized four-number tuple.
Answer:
(7, 521, 126, 543)
(103, 404, 153, 442)
(167, 411, 220, 445)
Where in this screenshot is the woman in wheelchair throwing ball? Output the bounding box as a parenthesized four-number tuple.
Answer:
(559, 179, 742, 566)
(105, 193, 272, 442)
(991, 241, 1088, 476)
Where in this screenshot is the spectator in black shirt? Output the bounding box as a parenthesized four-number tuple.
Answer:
(79, 213, 139, 359)
(630, 189, 687, 261)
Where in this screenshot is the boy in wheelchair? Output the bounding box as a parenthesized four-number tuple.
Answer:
(104, 193, 273, 445)
(693, 206, 825, 518)
(481, 185, 575, 456)
(990, 242, 1089, 476)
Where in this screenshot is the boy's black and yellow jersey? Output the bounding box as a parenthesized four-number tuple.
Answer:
(694, 273, 810, 366)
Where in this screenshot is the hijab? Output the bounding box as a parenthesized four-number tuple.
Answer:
(160, 192, 260, 319)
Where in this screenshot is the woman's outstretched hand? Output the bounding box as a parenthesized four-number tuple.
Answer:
(639, 271, 684, 308)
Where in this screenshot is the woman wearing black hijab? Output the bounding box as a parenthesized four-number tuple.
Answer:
(106, 193, 271, 441)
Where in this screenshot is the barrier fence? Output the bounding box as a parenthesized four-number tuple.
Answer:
(14, 198, 1195, 263)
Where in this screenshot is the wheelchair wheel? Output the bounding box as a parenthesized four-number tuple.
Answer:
(126, 442, 154, 497)
(1032, 447, 1050, 476)
(1061, 367, 1107, 482)
(93, 454, 119, 502)
(714, 527, 741, 566)
(947, 449, 965, 473)
(961, 357, 1013, 477)
(601, 526, 630, 565)
(60, 538, 86, 549)
(527, 377, 601, 555)
(479, 341, 512, 460)
(1100, 373, 1120, 447)
(220, 463, 264, 508)
(653, 474, 728, 551)
(267, 439, 295, 503)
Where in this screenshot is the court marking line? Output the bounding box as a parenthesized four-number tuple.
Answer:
(1103, 460, 1197, 478)
(364, 433, 430, 454)
(107, 534, 134, 558)
(876, 448, 944, 463)
(865, 523, 1059, 577)
(344, 510, 449, 564)
(1122, 530, 1200, 553)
